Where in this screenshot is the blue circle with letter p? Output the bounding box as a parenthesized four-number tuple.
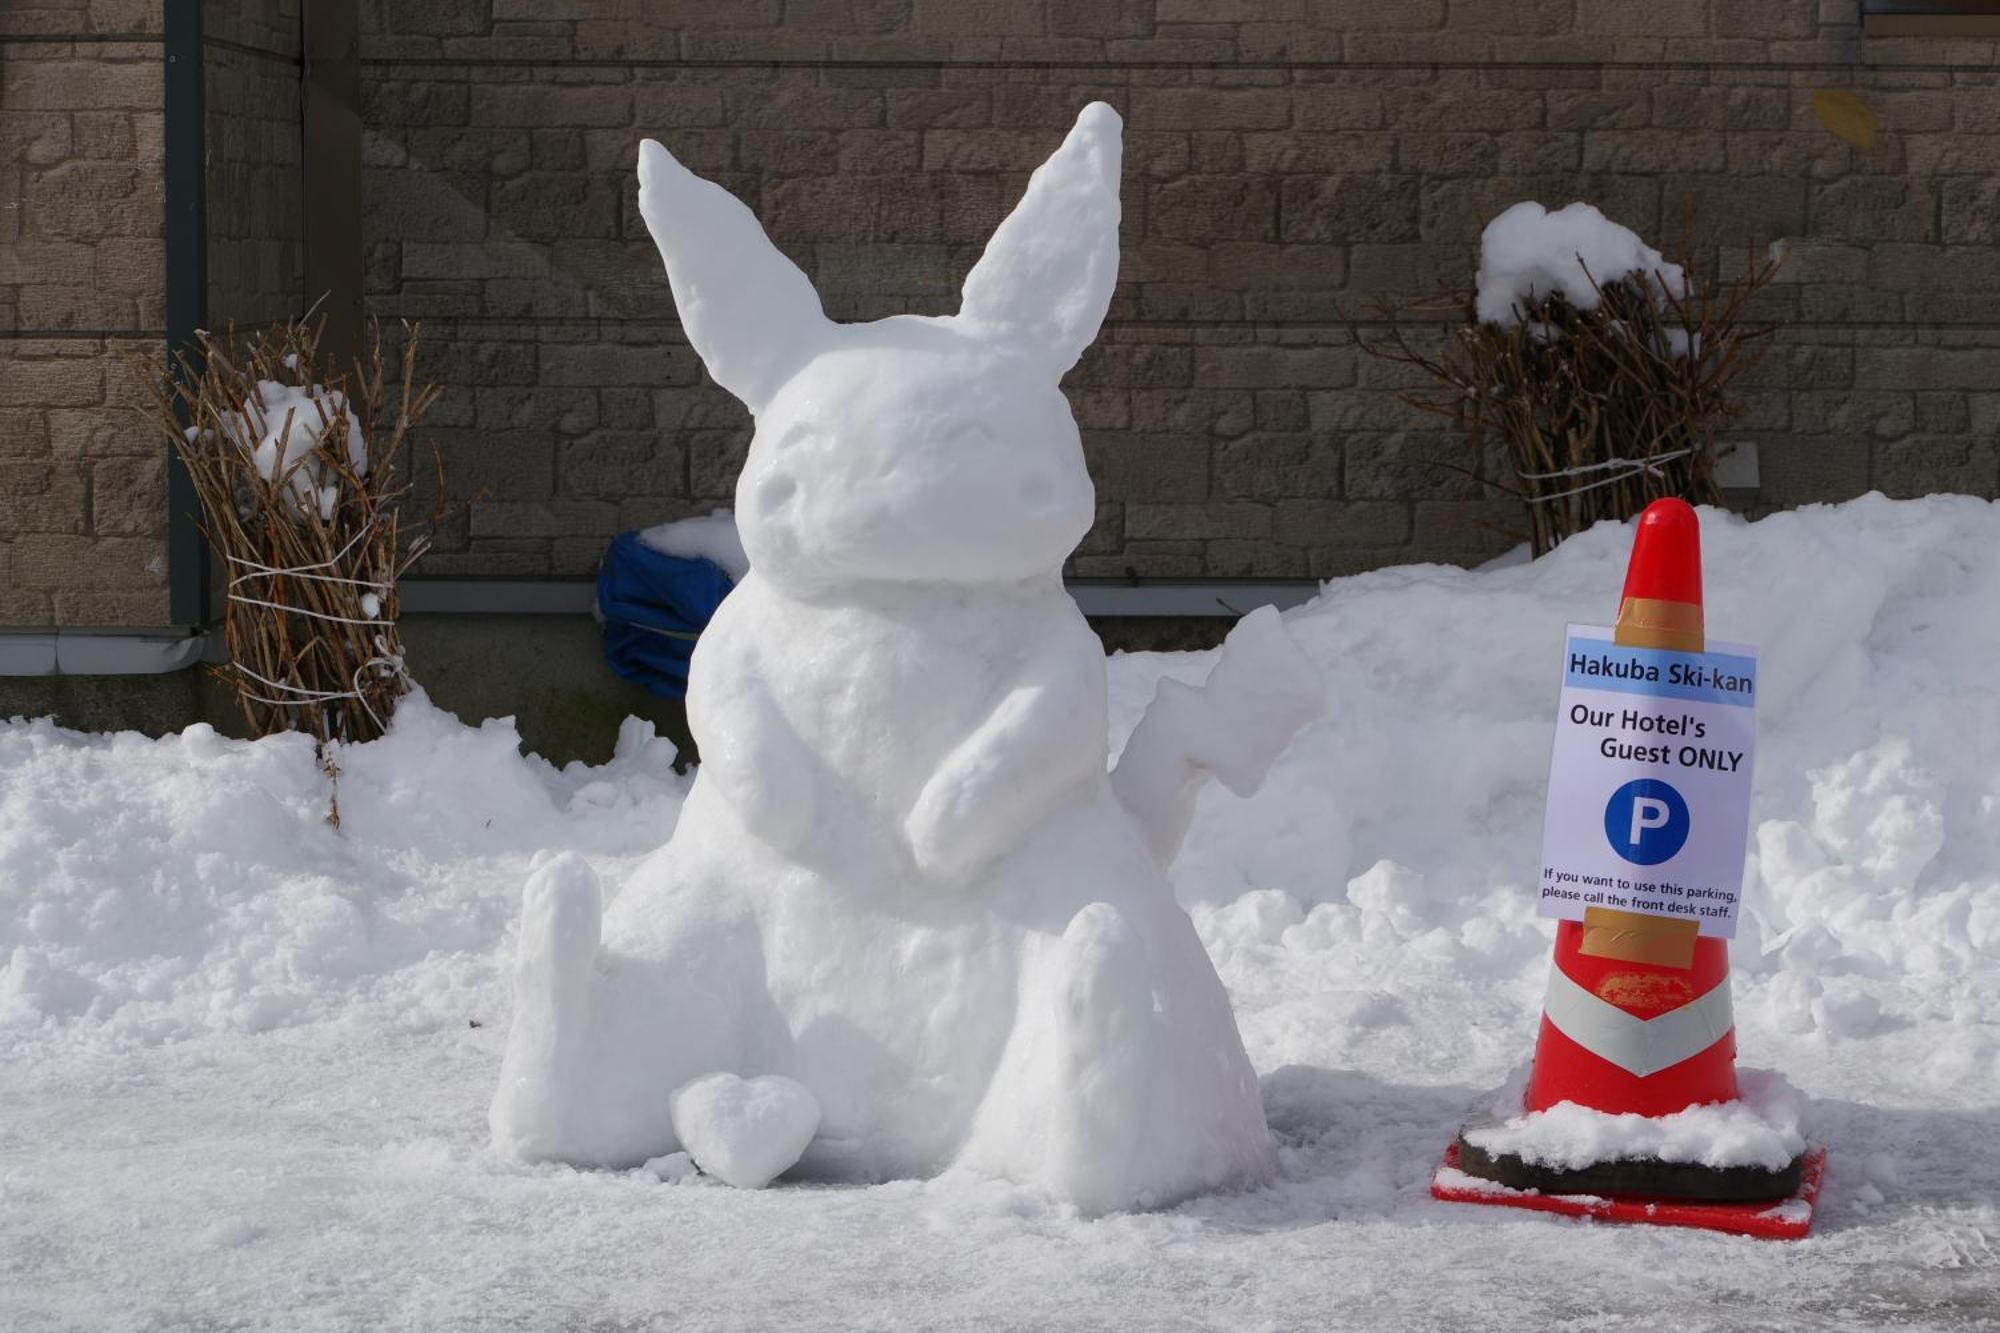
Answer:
(1604, 778, 1690, 865)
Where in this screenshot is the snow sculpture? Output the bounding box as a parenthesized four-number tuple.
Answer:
(489, 103, 1324, 1213)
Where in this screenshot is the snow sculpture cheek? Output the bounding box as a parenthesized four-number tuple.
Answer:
(488, 101, 1324, 1214)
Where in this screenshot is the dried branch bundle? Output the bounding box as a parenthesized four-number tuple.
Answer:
(146, 317, 442, 744)
(1364, 235, 1783, 558)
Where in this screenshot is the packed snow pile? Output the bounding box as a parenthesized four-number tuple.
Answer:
(1, 492, 1996, 1325)
(1140, 493, 2000, 1094)
(210, 376, 369, 519)
(1463, 1068, 1806, 1172)
(0, 491, 1990, 1087)
(637, 507, 749, 582)
(481, 101, 1307, 1214)
(0, 699, 687, 1051)
(1476, 200, 1687, 326)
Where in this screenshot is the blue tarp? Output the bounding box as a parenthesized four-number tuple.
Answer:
(597, 530, 735, 700)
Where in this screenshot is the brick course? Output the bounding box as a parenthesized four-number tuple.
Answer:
(1, 19, 171, 627)
(345, 1, 2000, 581)
(0, 1, 302, 629)
(6, 2, 1999, 628)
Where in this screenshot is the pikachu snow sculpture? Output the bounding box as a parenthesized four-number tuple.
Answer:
(490, 103, 1324, 1214)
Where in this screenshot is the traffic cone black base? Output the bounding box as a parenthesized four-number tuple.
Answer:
(1451, 1133, 1806, 1202)
(1432, 1143, 1826, 1241)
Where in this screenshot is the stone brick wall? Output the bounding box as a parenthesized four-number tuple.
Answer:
(0, 0, 303, 629)
(10, 2, 2000, 630)
(352, 1, 2000, 585)
(0, 1, 171, 626)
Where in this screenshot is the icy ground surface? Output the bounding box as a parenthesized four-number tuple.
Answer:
(4, 494, 1998, 1330)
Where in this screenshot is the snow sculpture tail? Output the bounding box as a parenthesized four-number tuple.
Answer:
(1112, 606, 1324, 866)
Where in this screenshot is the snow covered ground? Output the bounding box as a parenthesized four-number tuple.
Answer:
(3, 493, 1997, 1331)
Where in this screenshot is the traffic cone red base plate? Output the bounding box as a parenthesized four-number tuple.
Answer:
(1431, 1142, 1826, 1241)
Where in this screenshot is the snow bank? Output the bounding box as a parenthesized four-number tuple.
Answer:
(0, 696, 687, 1052)
(1115, 492, 2000, 1116)
(0, 492, 1995, 1324)
(3, 491, 1997, 1188)
(1463, 1068, 1806, 1171)
(1476, 201, 1686, 326)
(637, 507, 749, 582)
(6, 493, 1998, 1086)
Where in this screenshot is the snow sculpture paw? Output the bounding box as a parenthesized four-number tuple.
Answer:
(902, 719, 1027, 882)
(903, 772, 986, 883)
(488, 101, 1282, 1214)
(904, 624, 1113, 884)
(1044, 903, 1154, 1210)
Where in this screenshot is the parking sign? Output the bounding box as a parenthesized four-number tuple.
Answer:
(1537, 625, 1758, 937)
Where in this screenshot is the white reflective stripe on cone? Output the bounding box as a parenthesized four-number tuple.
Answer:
(1541, 966, 1735, 1079)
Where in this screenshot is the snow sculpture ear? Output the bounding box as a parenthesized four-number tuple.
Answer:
(956, 102, 1123, 377)
(638, 139, 834, 413)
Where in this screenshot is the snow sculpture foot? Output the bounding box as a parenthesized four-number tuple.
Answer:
(1113, 605, 1325, 866)
(1044, 903, 1155, 1211)
(670, 1074, 822, 1189)
(489, 853, 602, 1162)
(488, 102, 1291, 1214)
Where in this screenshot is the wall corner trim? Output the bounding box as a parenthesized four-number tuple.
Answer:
(163, 2, 211, 629)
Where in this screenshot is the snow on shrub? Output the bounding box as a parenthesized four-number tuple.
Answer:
(1365, 200, 1783, 557)
(1474, 201, 1686, 327)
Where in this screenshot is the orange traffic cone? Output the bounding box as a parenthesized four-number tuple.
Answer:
(1525, 501, 1740, 1121)
(1431, 500, 1825, 1240)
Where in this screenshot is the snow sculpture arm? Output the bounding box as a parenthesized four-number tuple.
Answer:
(900, 104, 1127, 883)
(1111, 606, 1325, 867)
(905, 627, 1107, 883)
